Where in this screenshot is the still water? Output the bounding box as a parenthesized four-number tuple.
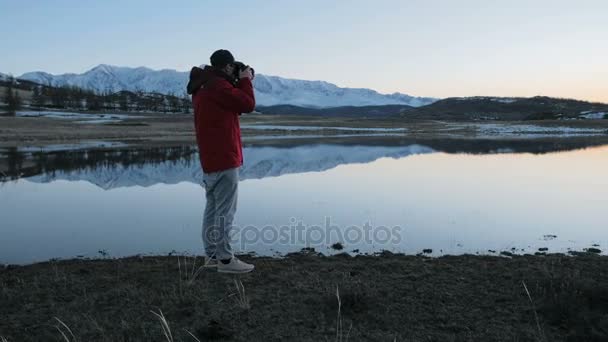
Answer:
(1, 141, 607, 264)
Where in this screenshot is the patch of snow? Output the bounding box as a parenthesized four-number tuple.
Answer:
(241, 125, 406, 132)
(454, 96, 518, 103)
(490, 98, 517, 103)
(75, 119, 123, 124)
(17, 141, 128, 153)
(472, 124, 606, 138)
(491, 148, 516, 153)
(579, 112, 606, 120)
(244, 133, 406, 141)
(16, 111, 143, 121)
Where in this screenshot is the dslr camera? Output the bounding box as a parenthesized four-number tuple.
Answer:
(232, 61, 255, 80)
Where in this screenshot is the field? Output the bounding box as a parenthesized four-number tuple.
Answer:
(1, 111, 608, 150)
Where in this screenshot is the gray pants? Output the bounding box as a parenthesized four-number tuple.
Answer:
(201, 167, 239, 260)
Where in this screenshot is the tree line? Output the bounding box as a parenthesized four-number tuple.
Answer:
(2, 76, 23, 115)
(1, 76, 192, 115)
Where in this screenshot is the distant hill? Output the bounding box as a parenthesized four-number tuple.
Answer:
(403, 96, 608, 121)
(257, 96, 608, 120)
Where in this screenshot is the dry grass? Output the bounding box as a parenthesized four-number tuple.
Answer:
(3, 253, 608, 341)
(176, 255, 207, 298)
(150, 296, 202, 342)
(334, 285, 353, 342)
(522, 280, 546, 342)
(230, 279, 250, 310)
(183, 329, 202, 342)
(53, 317, 76, 342)
(150, 309, 173, 342)
(335, 285, 343, 342)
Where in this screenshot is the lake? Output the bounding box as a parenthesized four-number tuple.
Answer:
(1, 139, 607, 264)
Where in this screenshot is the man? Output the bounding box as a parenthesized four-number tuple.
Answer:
(186, 49, 255, 273)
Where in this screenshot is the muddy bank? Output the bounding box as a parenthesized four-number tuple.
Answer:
(2, 252, 608, 341)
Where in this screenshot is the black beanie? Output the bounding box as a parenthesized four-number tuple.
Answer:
(210, 49, 235, 68)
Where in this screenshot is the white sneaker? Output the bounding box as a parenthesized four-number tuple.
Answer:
(217, 257, 254, 274)
(203, 257, 218, 268)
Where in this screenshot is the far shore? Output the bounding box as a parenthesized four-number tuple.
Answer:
(1, 110, 608, 150)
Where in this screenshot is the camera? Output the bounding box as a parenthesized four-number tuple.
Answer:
(232, 61, 255, 80)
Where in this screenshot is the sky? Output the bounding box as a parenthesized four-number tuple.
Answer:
(1, 0, 607, 102)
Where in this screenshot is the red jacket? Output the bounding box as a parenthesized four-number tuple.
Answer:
(189, 66, 255, 173)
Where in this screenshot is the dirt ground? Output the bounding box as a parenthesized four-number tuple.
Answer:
(1, 251, 608, 342)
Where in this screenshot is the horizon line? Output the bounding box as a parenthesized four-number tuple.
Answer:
(3, 63, 607, 105)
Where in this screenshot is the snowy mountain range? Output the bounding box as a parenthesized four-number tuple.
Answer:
(17, 64, 437, 108)
(26, 144, 435, 189)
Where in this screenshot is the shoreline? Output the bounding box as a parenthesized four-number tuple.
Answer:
(2, 245, 605, 267)
(2, 251, 607, 341)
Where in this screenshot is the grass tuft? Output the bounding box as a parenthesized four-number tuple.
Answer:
(150, 309, 173, 342)
(53, 317, 76, 342)
(230, 279, 250, 310)
(183, 329, 202, 342)
(177, 254, 206, 287)
(336, 285, 343, 342)
(522, 280, 546, 342)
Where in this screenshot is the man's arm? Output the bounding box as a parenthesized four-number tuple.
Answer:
(215, 77, 255, 114)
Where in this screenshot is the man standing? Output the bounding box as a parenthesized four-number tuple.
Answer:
(187, 49, 255, 273)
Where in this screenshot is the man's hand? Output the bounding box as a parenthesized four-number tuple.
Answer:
(239, 67, 253, 80)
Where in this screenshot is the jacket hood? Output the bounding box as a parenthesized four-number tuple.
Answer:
(187, 65, 233, 95)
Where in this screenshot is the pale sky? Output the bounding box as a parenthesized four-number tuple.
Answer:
(1, 0, 607, 102)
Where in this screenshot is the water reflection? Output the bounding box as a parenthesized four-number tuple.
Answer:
(2, 137, 608, 184)
(0, 145, 197, 183)
(1, 141, 607, 264)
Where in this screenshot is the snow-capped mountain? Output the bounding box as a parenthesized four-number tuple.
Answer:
(252, 74, 436, 107)
(20, 65, 187, 96)
(26, 144, 435, 189)
(18, 64, 437, 108)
